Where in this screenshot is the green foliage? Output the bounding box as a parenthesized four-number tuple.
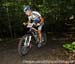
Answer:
(0, 0, 75, 38)
(63, 42, 75, 52)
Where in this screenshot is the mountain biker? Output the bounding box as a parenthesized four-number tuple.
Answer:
(23, 5, 44, 48)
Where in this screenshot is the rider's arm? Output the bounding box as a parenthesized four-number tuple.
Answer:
(28, 16, 32, 23)
(36, 16, 44, 26)
(39, 16, 44, 24)
(27, 20, 31, 23)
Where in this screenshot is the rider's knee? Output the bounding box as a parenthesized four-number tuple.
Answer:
(37, 30, 42, 34)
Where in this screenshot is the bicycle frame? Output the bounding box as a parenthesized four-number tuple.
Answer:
(24, 23, 38, 47)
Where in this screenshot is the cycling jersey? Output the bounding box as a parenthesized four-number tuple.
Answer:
(28, 11, 44, 30)
(28, 11, 41, 23)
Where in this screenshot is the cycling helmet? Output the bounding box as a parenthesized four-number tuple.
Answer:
(24, 5, 30, 12)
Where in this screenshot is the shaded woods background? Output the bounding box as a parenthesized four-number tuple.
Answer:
(0, 0, 75, 38)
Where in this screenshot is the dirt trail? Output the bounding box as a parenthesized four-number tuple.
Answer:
(0, 35, 75, 64)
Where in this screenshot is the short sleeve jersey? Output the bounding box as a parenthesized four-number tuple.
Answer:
(28, 11, 41, 22)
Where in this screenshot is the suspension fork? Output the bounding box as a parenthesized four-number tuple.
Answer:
(28, 35, 32, 46)
(24, 35, 32, 47)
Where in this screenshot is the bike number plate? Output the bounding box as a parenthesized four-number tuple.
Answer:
(27, 23, 33, 28)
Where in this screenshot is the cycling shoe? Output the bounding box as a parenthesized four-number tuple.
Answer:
(37, 43, 42, 48)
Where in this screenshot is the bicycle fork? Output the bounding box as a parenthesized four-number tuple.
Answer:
(24, 35, 32, 47)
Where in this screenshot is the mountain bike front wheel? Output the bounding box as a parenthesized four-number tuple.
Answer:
(18, 34, 32, 56)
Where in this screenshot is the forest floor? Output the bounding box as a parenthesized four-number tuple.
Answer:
(0, 33, 75, 64)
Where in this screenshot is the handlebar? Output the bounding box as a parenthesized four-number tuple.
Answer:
(23, 22, 38, 31)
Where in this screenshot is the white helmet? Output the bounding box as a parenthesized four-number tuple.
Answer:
(24, 5, 30, 12)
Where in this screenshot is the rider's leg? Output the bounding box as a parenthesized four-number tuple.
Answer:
(37, 23, 44, 48)
(37, 29, 42, 48)
(37, 30, 42, 43)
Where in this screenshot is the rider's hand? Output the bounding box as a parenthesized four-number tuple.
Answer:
(32, 22, 36, 25)
(23, 22, 26, 25)
(37, 23, 40, 26)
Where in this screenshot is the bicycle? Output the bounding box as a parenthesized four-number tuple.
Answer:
(18, 23, 47, 56)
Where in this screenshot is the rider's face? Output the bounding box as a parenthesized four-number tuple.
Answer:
(25, 10, 31, 16)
